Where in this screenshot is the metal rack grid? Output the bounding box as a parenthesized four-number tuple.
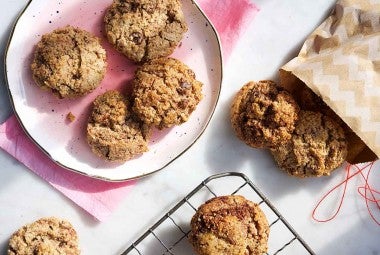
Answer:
(122, 172, 315, 255)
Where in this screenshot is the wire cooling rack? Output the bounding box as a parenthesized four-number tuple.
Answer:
(122, 172, 315, 255)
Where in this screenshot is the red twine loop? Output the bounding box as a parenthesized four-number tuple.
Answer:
(312, 161, 380, 225)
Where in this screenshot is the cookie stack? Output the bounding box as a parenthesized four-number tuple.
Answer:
(30, 0, 204, 162)
(231, 80, 348, 177)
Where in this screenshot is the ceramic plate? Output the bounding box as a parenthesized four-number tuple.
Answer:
(5, 0, 222, 181)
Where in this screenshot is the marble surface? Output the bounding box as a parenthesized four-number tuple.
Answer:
(1, 0, 379, 254)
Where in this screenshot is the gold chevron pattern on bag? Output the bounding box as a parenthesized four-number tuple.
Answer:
(280, 0, 380, 162)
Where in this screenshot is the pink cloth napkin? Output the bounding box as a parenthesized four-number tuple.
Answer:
(0, 0, 258, 221)
(198, 0, 258, 60)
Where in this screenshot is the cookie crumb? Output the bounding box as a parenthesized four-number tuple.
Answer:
(66, 112, 76, 122)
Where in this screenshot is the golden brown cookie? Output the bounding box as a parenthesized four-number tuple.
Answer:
(87, 90, 150, 161)
(132, 57, 203, 129)
(295, 85, 372, 163)
(104, 0, 188, 63)
(271, 110, 348, 177)
(31, 26, 107, 98)
(7, 217, 80, 255)
(189, 195, 269, 255)
(230, 80, 300, 149)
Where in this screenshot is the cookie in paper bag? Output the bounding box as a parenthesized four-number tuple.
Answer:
(279, 0, 380, 163)
(271, 110, 348, 177)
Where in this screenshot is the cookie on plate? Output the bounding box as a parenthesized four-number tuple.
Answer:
(189, 195, 269, 255)
(132, 57, 203, 129)
(87, 90, 150, 161)
(31, 26, 107, 98)
(271, 110, 348, 177)
(7, 217, 80, 255)
(104, 0, 188, 63)
(230, 80, 300, 149)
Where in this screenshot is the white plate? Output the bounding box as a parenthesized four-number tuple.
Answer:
(5, 0, 222, 181)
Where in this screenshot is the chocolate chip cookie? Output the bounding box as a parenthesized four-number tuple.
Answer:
(132, 57, 203, 129)
(271, 110, 348, 177)
(104, 0, 188, 63)
(31, 26, 107, 98)
(87, 90, 150, 161)
(189, 195, 269, 255)
(8, 217, 80, 255)
(230, 80, 300, 149)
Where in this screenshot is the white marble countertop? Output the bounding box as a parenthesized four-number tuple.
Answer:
(1, 0, 379, 254)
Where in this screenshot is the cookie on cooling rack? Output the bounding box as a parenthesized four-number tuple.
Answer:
(31, 26, 107, 98)
(189, 195, 269, 255)
(271, 110, 348, 177)
(104, 0, 188, 63)
(8, 217, 80, 255)
(87, 90, 150, 162)
(132, 57, 203, 129)
(230, 80, 300, 149)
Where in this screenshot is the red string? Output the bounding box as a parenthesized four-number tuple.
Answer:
(358, 162, 380, 225)
(357, 187, 380, 203)
(312, 161, 380, 225)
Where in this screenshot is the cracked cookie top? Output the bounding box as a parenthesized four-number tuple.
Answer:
(8, 217, 80, 255)
(87, 90, 150, 162)
(132, 57, 203, 129)
(104, 0, 188, 63)
(189, 195, 269, 255)
(271, 110, 348, 177)
(230, 80, 300, 149)
(31, 26, 107, 98)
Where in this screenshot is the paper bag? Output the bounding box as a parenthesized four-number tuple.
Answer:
(280, 0, 380, 164)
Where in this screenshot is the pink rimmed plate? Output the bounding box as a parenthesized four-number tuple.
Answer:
(5, 0, 222, 181)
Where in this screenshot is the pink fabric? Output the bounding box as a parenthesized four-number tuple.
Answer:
(198, 0, 259, 60)
(0, 0, 258, 221)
